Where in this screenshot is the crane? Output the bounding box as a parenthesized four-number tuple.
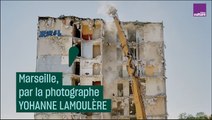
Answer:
(107, 7, 147, 119)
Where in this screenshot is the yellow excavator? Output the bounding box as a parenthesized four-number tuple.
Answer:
(108, 7, 147, 119)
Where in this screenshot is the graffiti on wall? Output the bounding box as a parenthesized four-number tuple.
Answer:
(39, 30, 62, 37)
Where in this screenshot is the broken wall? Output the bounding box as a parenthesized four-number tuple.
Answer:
(103, 22, 167, 119)
(35, 15, 167, 119)
(35, 16, 104, 119)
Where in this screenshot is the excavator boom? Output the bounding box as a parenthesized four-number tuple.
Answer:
(108, 7, 146, 119)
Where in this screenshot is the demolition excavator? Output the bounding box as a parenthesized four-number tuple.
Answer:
(108, 7, 147, 119)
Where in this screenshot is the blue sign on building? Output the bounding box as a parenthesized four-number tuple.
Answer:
(39, 30, 62, 37)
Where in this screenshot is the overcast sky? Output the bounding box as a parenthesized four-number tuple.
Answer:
(1, 1, 211, 119)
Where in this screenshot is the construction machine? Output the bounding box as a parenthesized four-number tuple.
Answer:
(108, 7, 147, 119)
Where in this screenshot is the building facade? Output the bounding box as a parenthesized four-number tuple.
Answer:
(35, 16, 167, 119)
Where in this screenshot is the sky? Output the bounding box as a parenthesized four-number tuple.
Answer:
(1, 1, 211, 119)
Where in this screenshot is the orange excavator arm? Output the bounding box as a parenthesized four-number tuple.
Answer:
(108, 7, 146, 119)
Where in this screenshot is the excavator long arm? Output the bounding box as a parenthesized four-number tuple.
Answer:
(109, 8, 146, 119)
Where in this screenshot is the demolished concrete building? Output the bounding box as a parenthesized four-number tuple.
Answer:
(35, 15, 167, 119)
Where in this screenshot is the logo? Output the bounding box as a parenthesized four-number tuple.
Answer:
(193, 3, 206, 17)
